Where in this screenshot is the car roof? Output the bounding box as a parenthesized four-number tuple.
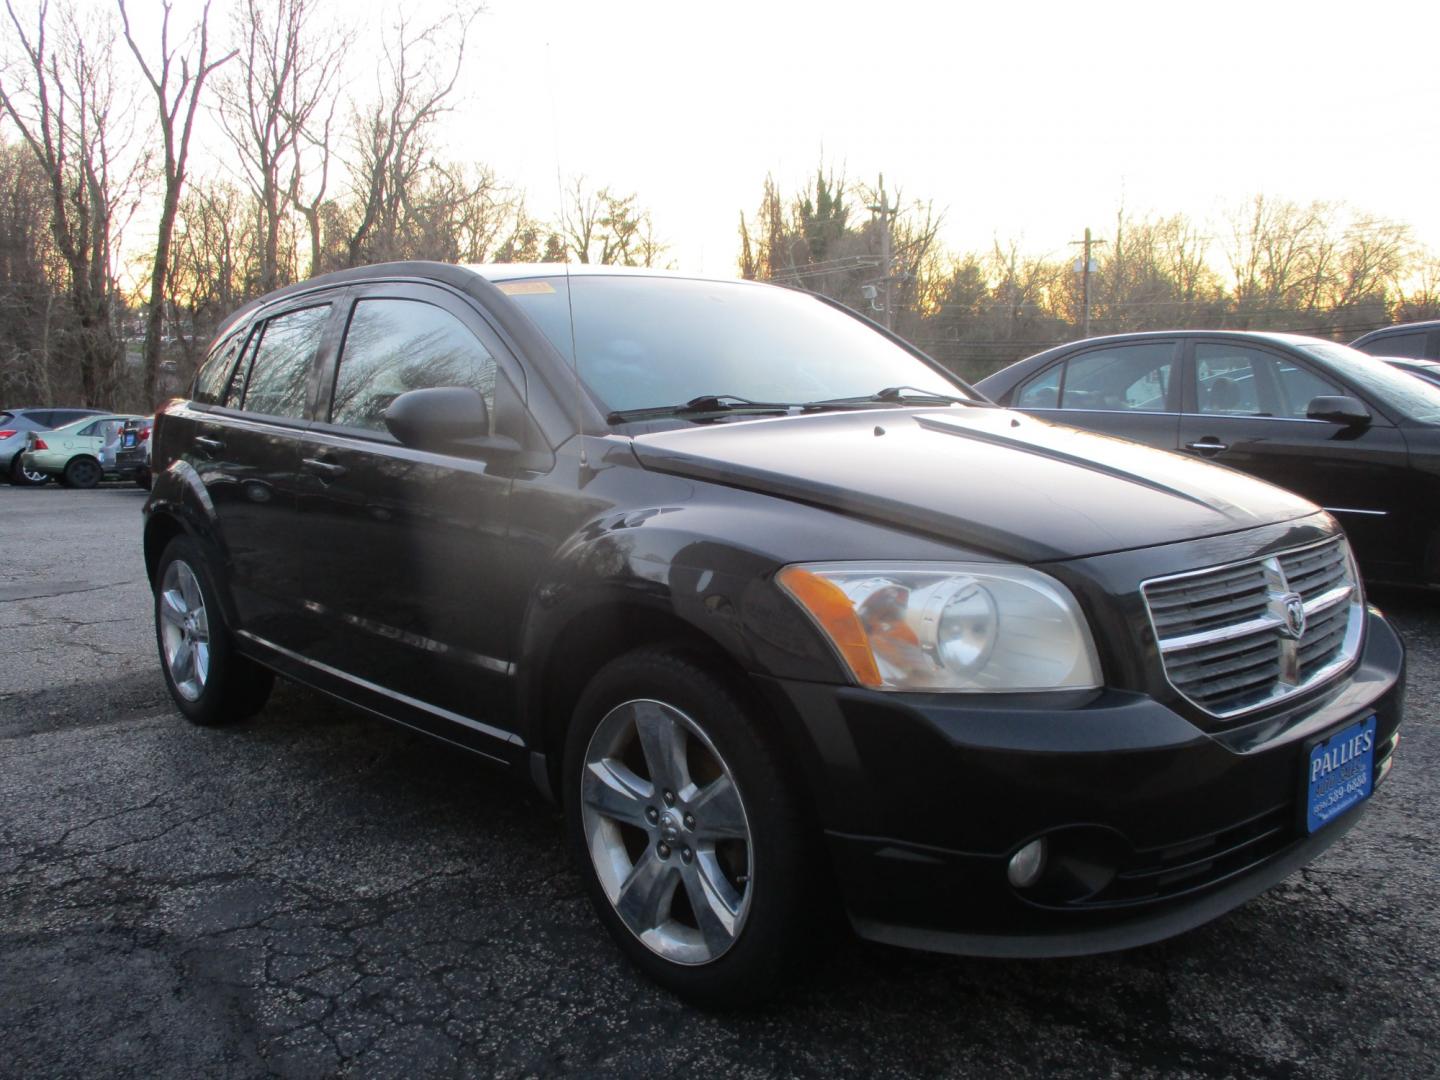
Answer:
(2, 406, 107, 415)
(212, 261, 757, 337)
(1031, 328, 1335, 350)
(463, 263, 740, 284)
(1380, 355, 1440, 368)
(972, 328, 1351, 399)
(1352, 320, 1440, 344)
(52, 413, 143, 429)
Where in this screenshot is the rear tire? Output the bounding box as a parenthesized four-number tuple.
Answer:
(62, 456, 101, 489)
(8, 454, 49, 486)
(154, 535, 274, 726)
(563, 647, 818, 1008)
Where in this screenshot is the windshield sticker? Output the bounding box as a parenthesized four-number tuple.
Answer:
(496, 280, 556, 296)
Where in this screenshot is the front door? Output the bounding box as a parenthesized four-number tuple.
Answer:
(295, 285, 528, 740)
(1178, 340, 1412, 576)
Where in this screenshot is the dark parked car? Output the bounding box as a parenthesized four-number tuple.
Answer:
(1, 406, 108, 485)
(1351, 319, 1440, 360)
(114, 416, 154, 489)
(143, 264, 1403, 1005)
(975, 330, 1440, 588)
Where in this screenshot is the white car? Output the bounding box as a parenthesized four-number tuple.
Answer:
(21, 414, 148, 488)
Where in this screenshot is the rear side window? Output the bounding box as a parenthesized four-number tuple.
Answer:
(1014, 365, 1061, 408)
(193, 330, 249, 406)
(238, 305, 331, 419)
(1359, 331, 1427, 358)
(330, 298, 496, 433)
(1021, 343, 1173, 412)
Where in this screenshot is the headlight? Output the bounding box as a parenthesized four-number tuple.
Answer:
(777, 562, 1101, 692)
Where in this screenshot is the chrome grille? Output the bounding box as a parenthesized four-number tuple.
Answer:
(1142, 536, 1363, 718)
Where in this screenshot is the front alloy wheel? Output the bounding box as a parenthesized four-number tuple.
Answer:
(580, 698, 754, 965)
(565, 648, 818, 1007)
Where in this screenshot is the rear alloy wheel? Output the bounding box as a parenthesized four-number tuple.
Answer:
(62, 456, 101, 489)
(7, 454, 49, 486)
(564, 648, 817, 1007)
(154, 536, 274, 725)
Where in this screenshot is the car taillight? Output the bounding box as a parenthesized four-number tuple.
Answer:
(31, 437, 48, 450)
(0, 430, 15, 439)
(140, 426, 151, 441)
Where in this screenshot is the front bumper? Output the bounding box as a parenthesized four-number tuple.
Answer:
(761, 607, 1404, 957)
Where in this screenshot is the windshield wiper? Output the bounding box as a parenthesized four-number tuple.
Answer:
(606, 394, 796, 424)
(805, 386, 984, 409)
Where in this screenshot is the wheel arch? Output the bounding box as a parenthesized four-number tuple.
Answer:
(524, 597, 763, 802)
(142, 460, 243, 632)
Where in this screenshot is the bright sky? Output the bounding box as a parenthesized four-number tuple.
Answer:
(62, 0, 1440, 278)
(453, 0, 1440, 275)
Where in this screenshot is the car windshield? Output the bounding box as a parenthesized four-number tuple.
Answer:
(1298, 342, 1440, 423)
(493, 274, 971, 415)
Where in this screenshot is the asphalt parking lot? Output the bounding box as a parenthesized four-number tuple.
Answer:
(2, 485, 1438, 1079)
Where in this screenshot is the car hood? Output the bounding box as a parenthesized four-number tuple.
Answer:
(628, 407, 1320, 562)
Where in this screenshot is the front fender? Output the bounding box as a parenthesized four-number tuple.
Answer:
(512, 506, 852, 750)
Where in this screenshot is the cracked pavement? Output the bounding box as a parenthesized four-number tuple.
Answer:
(2, 485, 1438, 1078)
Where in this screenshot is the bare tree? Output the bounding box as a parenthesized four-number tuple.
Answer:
(120, 0, 233, 407)
(0, 0, 146, 406)
(166, 179, 261, 373)
(0, 140, 61, 404)
(290, 92, 339, 276)
(344, 9, 473, 266)
(1393, 252, 1440, 323)
(217, 0, 343, 292)
(1227, 195, 1335, 326)
(561, 176, 662, 266)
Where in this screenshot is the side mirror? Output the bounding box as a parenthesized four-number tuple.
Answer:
(1306, 395, 1371, 428)
(383, 387, 519, 459)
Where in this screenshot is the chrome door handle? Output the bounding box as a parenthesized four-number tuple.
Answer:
(194, 435, 224, 453)
(1186, 438, 1228, 454)
(301, 457, 347, 479)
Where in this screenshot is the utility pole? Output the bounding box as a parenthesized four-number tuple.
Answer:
(1069, 227, 1107, 338)
(867, 174, 898, 331)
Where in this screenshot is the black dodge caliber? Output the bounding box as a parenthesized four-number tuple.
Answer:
(143, 263, 1404, 1006)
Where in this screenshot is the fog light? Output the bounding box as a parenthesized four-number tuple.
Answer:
(1007, 838, 1047, 889)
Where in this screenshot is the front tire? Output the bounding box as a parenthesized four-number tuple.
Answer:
(154, 536, 274, 726)
(563, 647, 816, 1008)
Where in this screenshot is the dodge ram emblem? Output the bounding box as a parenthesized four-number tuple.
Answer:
(1279, 593, 1306, 640)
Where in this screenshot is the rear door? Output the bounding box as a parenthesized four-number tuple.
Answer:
(1008, 339, 1182, 450)
(185, 297, 344, 649)
(1178, 339, 1412, 572)
(294, 282, 531, 739)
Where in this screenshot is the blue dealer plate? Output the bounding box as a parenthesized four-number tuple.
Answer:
(1306, 716, 1377, 834)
